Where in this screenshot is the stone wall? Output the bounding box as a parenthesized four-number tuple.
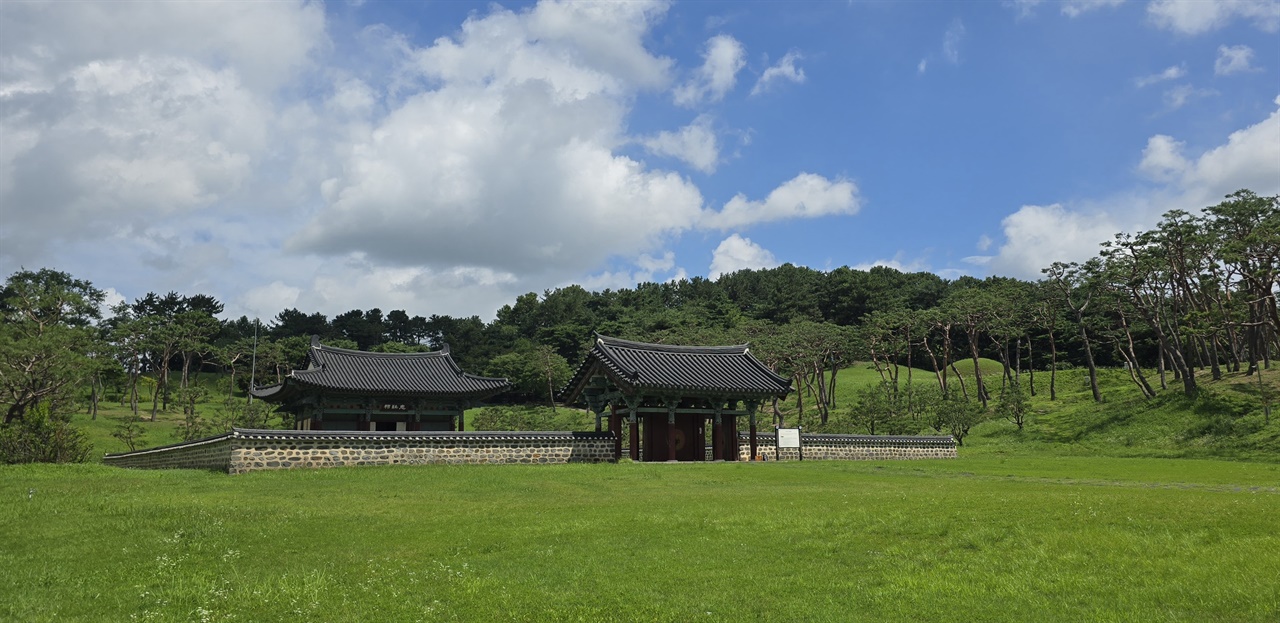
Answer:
(101, 433, 235, 471)
(104, 429, 616, 474)
(103, 430, 955, 473)
(740, 433, 956, 461)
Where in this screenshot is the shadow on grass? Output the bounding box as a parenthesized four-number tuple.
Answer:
(1034, 403, 1141, 444)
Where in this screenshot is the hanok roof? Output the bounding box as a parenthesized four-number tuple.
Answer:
(560, 334, 792, 403)
(251, 336, 510, 402)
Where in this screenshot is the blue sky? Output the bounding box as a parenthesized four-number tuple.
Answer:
(1, 0, 1277, 320)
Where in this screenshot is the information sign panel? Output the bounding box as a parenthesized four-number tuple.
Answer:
(777, 428, 802, 448)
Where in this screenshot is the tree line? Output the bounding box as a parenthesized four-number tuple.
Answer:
(2, 190, 1275, 461)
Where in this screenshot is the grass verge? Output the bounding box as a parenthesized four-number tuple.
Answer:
(2, 458, 1276, 622)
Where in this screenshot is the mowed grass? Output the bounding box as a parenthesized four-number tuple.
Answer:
(2, 458, 1277, 622)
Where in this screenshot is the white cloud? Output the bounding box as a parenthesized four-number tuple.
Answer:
(986, 204, 1122, 278)
(674, 34, 746, 106)
(1135, 64, 1186, 87)
(99, 287, 126, 318)
(943, 19, 966, 65)
(283, 257, 521, 321)
(1138, 134, 1191, 180)
(579, 251, 687, 290)
(751, 51, 805, 96)
(1061, 0, 1126, 17)
(709, 234, 777, 278)
(0, 55, 274, 261)
(917, 59, 929, 74)
(700, 173, 860, 230)
(851, 254, 931, 273)
(0, 1, 327, 93)
(0, 1, 329, 266)
(1162, 83, 1216, 109)
(1004, 0, 1125, 17)
(241, 281, 303, 318)
(289, 1, 707, 277)
(0, 0, 864, 321)
(987, 95, 1280, 278)
(976, 234, 993, 251)
(641, 115, 720, 173)
(1215, 44, 1260, 75)
(1162, 94, 1280, 203)
(1005, 0, 1043, 19)
(1148, 0, 1280, 35)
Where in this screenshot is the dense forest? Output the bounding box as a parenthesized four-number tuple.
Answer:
(2, 190, 1277, 460)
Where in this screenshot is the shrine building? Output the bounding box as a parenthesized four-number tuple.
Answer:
(560, 335, 793, 462)
(251, 336, 510, 431)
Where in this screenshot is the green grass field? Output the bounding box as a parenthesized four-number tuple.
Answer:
(2, 458, 1277, 622)
(8, 363, 1280, 621)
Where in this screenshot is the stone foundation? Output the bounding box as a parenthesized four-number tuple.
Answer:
(739, 433, 956, 461)
(104, 429, 616, 474)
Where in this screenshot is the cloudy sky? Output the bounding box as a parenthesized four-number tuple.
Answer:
(2, 0, 1277, 321)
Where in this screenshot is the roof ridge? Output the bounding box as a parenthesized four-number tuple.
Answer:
(310, 335, 449, 358)
(595, 333, 749, 354)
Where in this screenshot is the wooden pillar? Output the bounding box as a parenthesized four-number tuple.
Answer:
(609, 404, 622, 461)
(458, 411, 465, 432)
(722, 416, 736, 461)
(666, 407, 677, 462)
(749, 412, 758, 461)
(629, 414, 640, 462)
(711, 414, 722, 461)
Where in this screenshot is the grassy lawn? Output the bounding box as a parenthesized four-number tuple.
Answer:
(3, 458, 1277, 622)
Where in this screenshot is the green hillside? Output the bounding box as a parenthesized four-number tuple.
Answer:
(64, 360, 1280, 464)
(771, 359, 1280, 461)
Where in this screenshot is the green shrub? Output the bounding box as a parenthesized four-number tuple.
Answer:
(470, 405, 592, 431)
(0, 407, 92, 464)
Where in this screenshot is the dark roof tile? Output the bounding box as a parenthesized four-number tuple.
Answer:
(252, 336, 509, 401)
(561, 334, 792, 402)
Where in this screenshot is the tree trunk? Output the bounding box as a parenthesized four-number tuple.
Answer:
(968, 329, 988, 408)
(1209, 336, 1222, 381)
(922, 334, 945, 393)
(1157, 340, 1168, 390)
(150, 373, 161, 421)
(1048, 330, 1057, 401)
(1116, 305, 1156, 398)
(949, 362, 970, 401)
(1027, 337, 1036, 397)
(814, 362, 829, 424)
(828, 364, 839, 409)
(1015, 337, 1022, 383)
(90, 372, 99, 420)
(1075, 310, 1102, 402)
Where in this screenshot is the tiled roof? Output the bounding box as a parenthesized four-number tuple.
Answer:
(251, 336, 510, 401)
(561, 334, 792, 402)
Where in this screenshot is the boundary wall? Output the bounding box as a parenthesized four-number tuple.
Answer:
(739, 433, 956, 461)
(104, 430, 956, 474)
(104, 429, 615, 474)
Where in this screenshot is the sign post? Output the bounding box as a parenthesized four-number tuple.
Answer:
(777, 427, 802, 461)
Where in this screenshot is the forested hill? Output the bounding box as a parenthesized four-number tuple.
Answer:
(2, 190, 1277, 443)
